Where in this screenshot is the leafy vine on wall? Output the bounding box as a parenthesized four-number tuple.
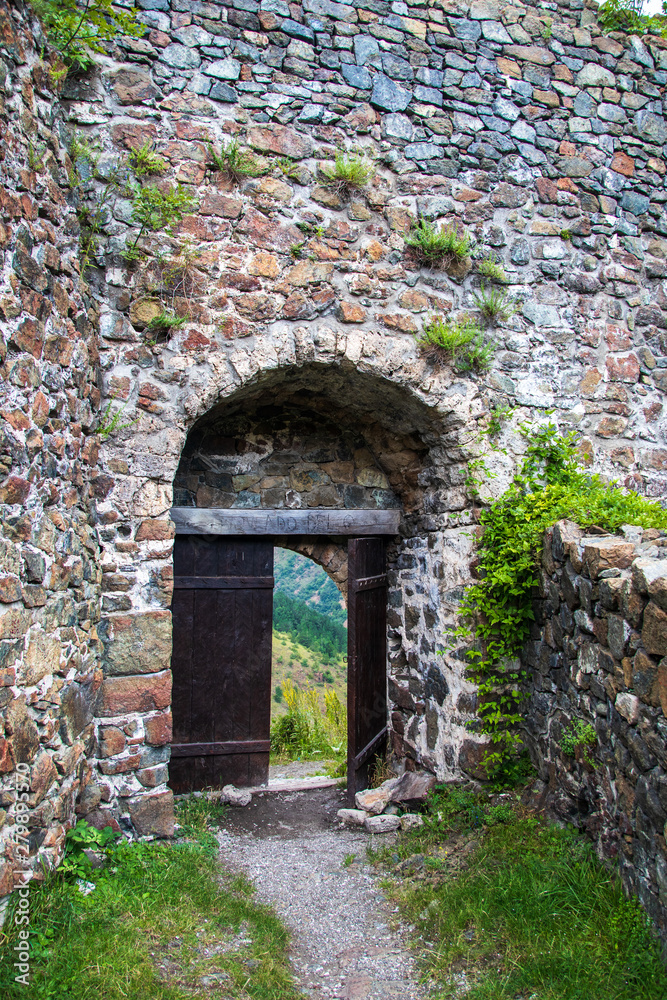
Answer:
(455, 423, 667, 776)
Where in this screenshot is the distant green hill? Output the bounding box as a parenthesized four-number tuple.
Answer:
(273, 548, 346, 627)
(273, 591, 346, 660)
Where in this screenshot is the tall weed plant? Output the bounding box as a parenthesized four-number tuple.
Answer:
(457, 423, 667, 774)
(270, 678, 346, 761)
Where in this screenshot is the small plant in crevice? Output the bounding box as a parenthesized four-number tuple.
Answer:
(289, 241, 306, 260)
(473, 284, 516, 326)
(122, 183, 198, 262)
(128, 141, 168, 177)
(207, 138, 264, 183)
(477, 257, 508, 284)
(30, 0, 145, 73)
(27, 141, 46, 172)
(453, 422, 667, 776)
(278, 156, 303, 181)
(560, 719, 598, 765)
(144, 310, 187, 345)
(319, 152, 374, 196)
(416, 314, 493, 373)
(153, 238, 204, 316)
(404, 218, 474, 268)
(59, 819, 119, 880)
(97, 398, 137, 439)
(296, 220, 326, 239)
(560, 228, 572, 242)
(482, 403, 514, 441)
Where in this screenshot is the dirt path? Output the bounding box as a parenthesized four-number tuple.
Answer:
(216, 786, 432, 1000)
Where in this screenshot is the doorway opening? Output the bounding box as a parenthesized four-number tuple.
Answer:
(168, 525, 391, 800)
(270, 547, 348, 782)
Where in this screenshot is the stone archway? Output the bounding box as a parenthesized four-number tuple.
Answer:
(92, 360, 483, 834)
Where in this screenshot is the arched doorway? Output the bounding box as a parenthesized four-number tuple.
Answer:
(165, 369, 437, 799)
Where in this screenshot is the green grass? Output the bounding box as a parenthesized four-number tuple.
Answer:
(404, 219, 474, 267)
(374, 787, 667, 1000)
(416, 314, 493, 372)
(0, 803, 302, 1000)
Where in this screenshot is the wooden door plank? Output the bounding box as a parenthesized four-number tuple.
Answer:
(169, 535, 273, 793)
(347, 537, 388, 801)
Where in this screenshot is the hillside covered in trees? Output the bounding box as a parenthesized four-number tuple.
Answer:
(274, 548, 346, 626)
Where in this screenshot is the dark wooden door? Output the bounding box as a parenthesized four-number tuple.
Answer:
(347, 537, 388, 800)
(170, 535, 273, 793)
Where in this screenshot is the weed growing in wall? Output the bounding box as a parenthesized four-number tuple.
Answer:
(455, 423, 667, 775)
(145, 310, 188, 345)
(472, 285, 516, 326)
(128, 142, 168, 178)
(122, 184, 198, 261)
(560, 719, 598, 765)
(404, 219, 474, 267)
(207, 138, 264, 183)
(30, 0, 144, 72)
(477, 257, 508, 284)
(417, 314, 493, 372)
(319, 153, 374, 196)
(97, 399, 137, 439)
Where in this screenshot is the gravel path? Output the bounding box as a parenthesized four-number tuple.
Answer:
(216, 787, 432, 1000)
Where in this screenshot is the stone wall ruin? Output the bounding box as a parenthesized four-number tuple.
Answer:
(1, 0, 667, 931)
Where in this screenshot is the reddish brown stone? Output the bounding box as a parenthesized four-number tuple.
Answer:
(611, 152, 634, 177)
(0, 737, 15, 773)
(583, 538, 635, 578)
(30, 751, 57, 805)
(110, 69, 159, 106)
(283, 292, 315, 319)
(144, 711, 173, 746)
(596, 416, 627, 437)
(219, 316, 255, 339)
(643, 602, 667, 657)
(99, 671, 172, 716)
(0, 476, 30, 505)
(0, 575, 21, 603)
(535, 177, 559, 203)
(127, 789, 174, 837)
(606, 353, 639, 383)
(200, 191, 242, 218)
(247, 124, 313, 160)
(459, 738, 490, 780)
(336, 301, 366, 323)
(378, 312, 418, 333)
(135, 519, 175, 542)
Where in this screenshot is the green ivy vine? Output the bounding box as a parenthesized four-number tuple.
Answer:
(455, 423, 667, 776)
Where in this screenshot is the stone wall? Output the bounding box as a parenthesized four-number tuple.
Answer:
(2, 0, 667, 919)
(524, 520, 667, 938)
(0, 2, 102, 905)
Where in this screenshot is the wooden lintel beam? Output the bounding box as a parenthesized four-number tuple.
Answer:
(171, 507, 401, 537)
